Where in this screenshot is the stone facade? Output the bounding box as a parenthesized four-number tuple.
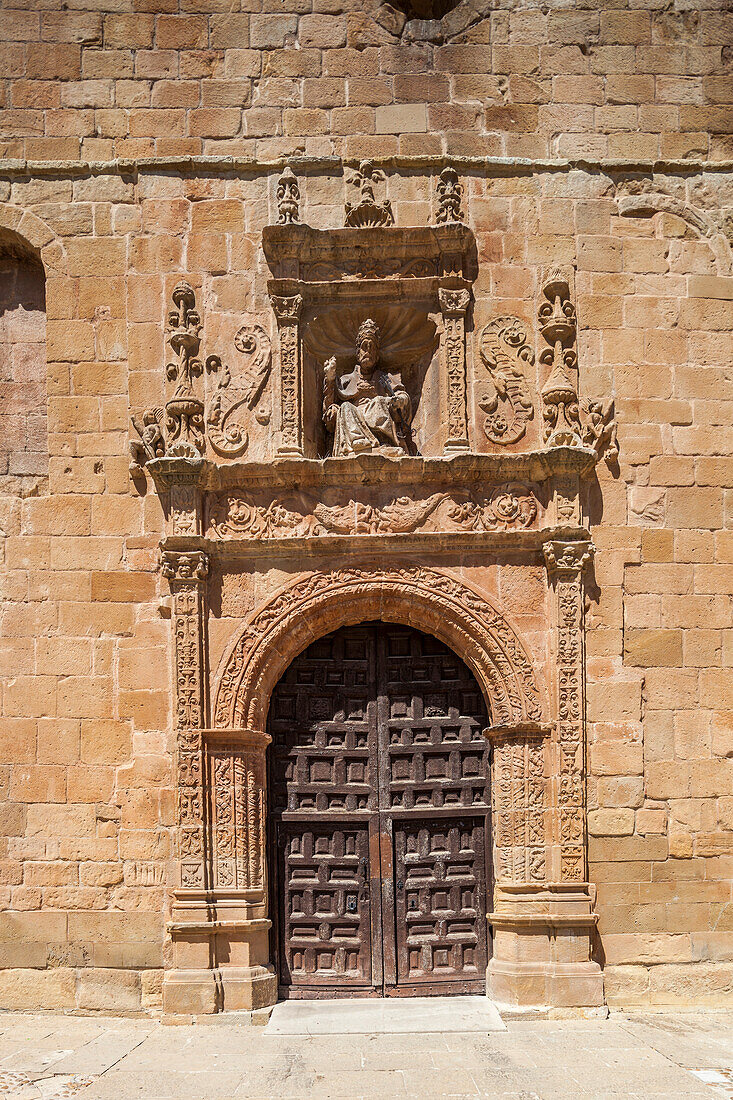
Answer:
(0, 0, 731, 1015)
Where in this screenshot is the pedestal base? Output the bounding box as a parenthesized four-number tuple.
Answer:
(488, 882, 605, 1011)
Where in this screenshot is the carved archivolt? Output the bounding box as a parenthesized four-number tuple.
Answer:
(214, 567, 545, 733)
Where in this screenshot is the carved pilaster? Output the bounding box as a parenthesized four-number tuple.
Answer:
(161, 550, 209, 891)
(543, 539, 594, 883)
(208, 729, 270, 896)
(486, 725, 550, 885)
(271, 293, 304, 457)
(439, 286, 471, 454)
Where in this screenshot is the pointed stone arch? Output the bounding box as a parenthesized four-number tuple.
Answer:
(213, 566, 545, 733)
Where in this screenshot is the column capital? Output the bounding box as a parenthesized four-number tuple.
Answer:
(438, 285, 471, 316)
(160, 549, 209, 585)
(270, 292, 303, 324)
(543, 539, 594, 578)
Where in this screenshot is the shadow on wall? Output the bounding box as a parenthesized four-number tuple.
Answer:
(0, 231, 47, 493)
(389, 0, 463, 18)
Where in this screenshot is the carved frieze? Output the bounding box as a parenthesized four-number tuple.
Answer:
(478, 317, 535, 445)
(206, 483, 540, 540)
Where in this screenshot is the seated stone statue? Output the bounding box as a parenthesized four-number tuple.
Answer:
(322, 318, 411, 457)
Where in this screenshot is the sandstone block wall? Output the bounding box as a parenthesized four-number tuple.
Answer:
(0, 0, 731, 1013)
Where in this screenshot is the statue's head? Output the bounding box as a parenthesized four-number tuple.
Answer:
(356, 318, 380, 373)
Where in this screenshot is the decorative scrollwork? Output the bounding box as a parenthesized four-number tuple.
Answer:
(478, 316, 535, 445)
(205, 325, 272, 459)
(447, 485, 538, 532)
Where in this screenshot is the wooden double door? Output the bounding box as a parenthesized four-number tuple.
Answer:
(268, 621, 492, 998)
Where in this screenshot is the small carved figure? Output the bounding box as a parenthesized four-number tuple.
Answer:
(276, 165, 300, 225)
(582, 398, 619, 469)
(322, 318, 411, 457)
(436, 166, 463, 224)
(130, 407, 165, 472)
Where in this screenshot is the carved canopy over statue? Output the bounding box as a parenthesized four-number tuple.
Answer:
(322, 318, 412, 457)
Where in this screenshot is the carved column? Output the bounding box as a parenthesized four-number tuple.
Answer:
(271, 292, 304, 457)
(439, 286, 471, 454)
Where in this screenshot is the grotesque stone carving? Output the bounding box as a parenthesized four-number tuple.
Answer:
(129, 407, 165, 472)
(276, 165, 300, 225)
(478, 317, 535, 445)
(205, 325, 272, 459)
(345, 160, 394, 229)
(436, 166, 464, 224)
(322, 318, 411, 457)
(165, 281, 205, 458)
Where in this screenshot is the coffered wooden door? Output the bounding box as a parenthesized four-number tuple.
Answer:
(268, 621, 491, 998)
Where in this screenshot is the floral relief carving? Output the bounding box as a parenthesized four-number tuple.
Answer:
(436, 166, 464, 225)
(478, 316, 535, 445)
(207, 484, 539, 540)
(165, 282, 205, 459)
(214, 567, 544, 735)
(276, 165, 300, 225)
(345, 159, 394, 228)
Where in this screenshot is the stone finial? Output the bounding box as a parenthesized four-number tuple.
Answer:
(436, 166, 463, 224)
(276, 165, 300, 225)
(539, 269, 582, 449)
(345, 160, 394, 228)
(165, 281, 205, 458)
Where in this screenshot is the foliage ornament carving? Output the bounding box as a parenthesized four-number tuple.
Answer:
(207, 484, 539, 540)
(492, 732, 547, 884)
(478, 317, 535, 445)
(214, 567, 544, 734)
(345, 160, 394, 228)
(210, 734, 267, 891)
(439, 287, 471, 452)
(436, 167, 464, 224)
(165, 282, 205, 458)
(276, 165, 300, 225)
(205, 325, 272, 459)
(539, 270, 582, 449)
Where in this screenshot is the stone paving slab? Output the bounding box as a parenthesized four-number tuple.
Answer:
(0, 1010, 730, 1099)
(266, 996, 506, 1034)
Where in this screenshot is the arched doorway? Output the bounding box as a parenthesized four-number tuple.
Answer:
(267, 620, 491, 999)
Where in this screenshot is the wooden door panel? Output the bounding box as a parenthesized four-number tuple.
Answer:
(393, 818, 488, 991)
(277, 822, 373, 990)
